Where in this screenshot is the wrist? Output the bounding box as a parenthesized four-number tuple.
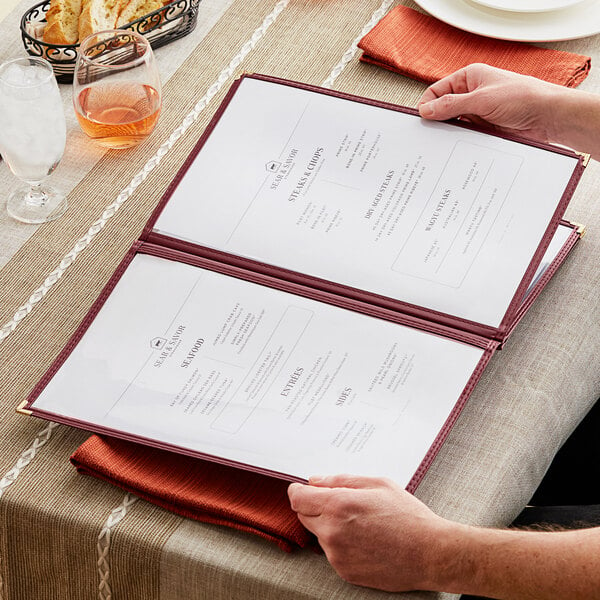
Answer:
(545, 87, 600, 156)
(419, 519, 481, 593)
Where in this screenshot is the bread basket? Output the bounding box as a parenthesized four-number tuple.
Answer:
(20, 0, 201, 83)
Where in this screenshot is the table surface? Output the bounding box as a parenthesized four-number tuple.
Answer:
(0, 2, 599, 600)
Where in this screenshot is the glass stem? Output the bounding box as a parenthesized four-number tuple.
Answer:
(26, 184, 47, 207)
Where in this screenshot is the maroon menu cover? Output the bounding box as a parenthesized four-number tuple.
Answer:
(19, 74, 587, 493)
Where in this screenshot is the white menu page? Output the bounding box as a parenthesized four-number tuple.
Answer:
(33, 254, 484, 486)
(524, 223, 573, 298)
(154, 77, 579, 328)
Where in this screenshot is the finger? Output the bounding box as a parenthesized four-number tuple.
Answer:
(295, 512, 322, 535)
(419, 62, 499, 107)
(295, 515, 345, 555)
(419, 90, 482, 121)
(288, 482, 333, 516)
(308, 474, 394, 490)
(418, 67, 472, 106)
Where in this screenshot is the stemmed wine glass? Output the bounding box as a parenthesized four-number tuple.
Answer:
(0, 57, 67, 224)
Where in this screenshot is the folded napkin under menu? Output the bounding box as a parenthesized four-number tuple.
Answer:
(358, 6, 590, 88)
(71, 435, 314, 552)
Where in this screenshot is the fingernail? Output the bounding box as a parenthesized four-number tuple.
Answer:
(308, 475, 323, 484)
(419, 103, 434, 118)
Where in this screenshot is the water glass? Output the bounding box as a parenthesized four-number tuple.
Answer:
(73, 30, 162, 149)
(0, 57, 67, 224)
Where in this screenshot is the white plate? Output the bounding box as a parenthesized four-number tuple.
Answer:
(470, 0, 585, 13)
(414, 0, 600, 41)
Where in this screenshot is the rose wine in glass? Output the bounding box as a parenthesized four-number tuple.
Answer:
(73, 30, 162, 150)
(0, 57, 67, 224)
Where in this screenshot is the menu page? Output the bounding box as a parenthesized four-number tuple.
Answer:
(154, 77, 579, 328)
(524, 223, 573, 298)
(33, 254, 484, 486)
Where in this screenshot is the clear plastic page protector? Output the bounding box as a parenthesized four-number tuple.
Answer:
(154, 77, 578, 328)
(32, 253, 484, 486)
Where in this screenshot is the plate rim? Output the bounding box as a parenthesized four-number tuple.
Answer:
(413, 0, 600, 42)
(469, 0, 586, 14)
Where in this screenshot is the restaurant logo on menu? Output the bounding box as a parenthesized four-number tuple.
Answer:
(266, 160, 281, 172)
(150, 337, 167, 350)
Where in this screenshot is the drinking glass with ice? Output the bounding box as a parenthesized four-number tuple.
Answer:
(0, 57, 67, 224)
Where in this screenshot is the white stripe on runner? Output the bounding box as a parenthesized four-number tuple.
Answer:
(321, 0, 393, 89)
(97, 493, 139, 600)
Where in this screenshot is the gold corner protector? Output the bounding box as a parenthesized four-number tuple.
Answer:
(576, 152, 591, 167)
(16, 401, 32, 416)
(571, 221, 587, 237)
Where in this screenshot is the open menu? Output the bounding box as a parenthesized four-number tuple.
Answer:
(21, 75, 586, 491)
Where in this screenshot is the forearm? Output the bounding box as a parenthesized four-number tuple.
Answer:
(431, 523, 600, 599)
(545, 86, 600, 161)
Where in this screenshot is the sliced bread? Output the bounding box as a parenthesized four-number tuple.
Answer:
(78, 0, 128, 42)
(116, 0, 170, 27)
(43, 0, 83, 45)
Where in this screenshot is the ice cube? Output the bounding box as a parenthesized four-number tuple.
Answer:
(0, 62, 50, 86)
(0, 62, 53, 101)
(1, 62, 28, 86)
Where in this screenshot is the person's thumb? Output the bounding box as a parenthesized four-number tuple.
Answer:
(419, 91, 479, 121)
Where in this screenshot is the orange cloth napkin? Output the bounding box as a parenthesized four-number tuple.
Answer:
(358, 6, 590, 88)
(70, 435, 314, 552)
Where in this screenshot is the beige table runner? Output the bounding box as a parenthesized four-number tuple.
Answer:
(0, 1, 599, 599)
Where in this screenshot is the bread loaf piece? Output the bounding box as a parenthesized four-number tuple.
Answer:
(43, 0, 83, 45)
(43, 0, 171, 45)
(78, 0, 128, 42)
(116, 0, 171, 27)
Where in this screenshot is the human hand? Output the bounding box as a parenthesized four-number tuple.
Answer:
(288, 474, 462, 592)
(290, 475, 600, 600)
(418, 63, 563, 142)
